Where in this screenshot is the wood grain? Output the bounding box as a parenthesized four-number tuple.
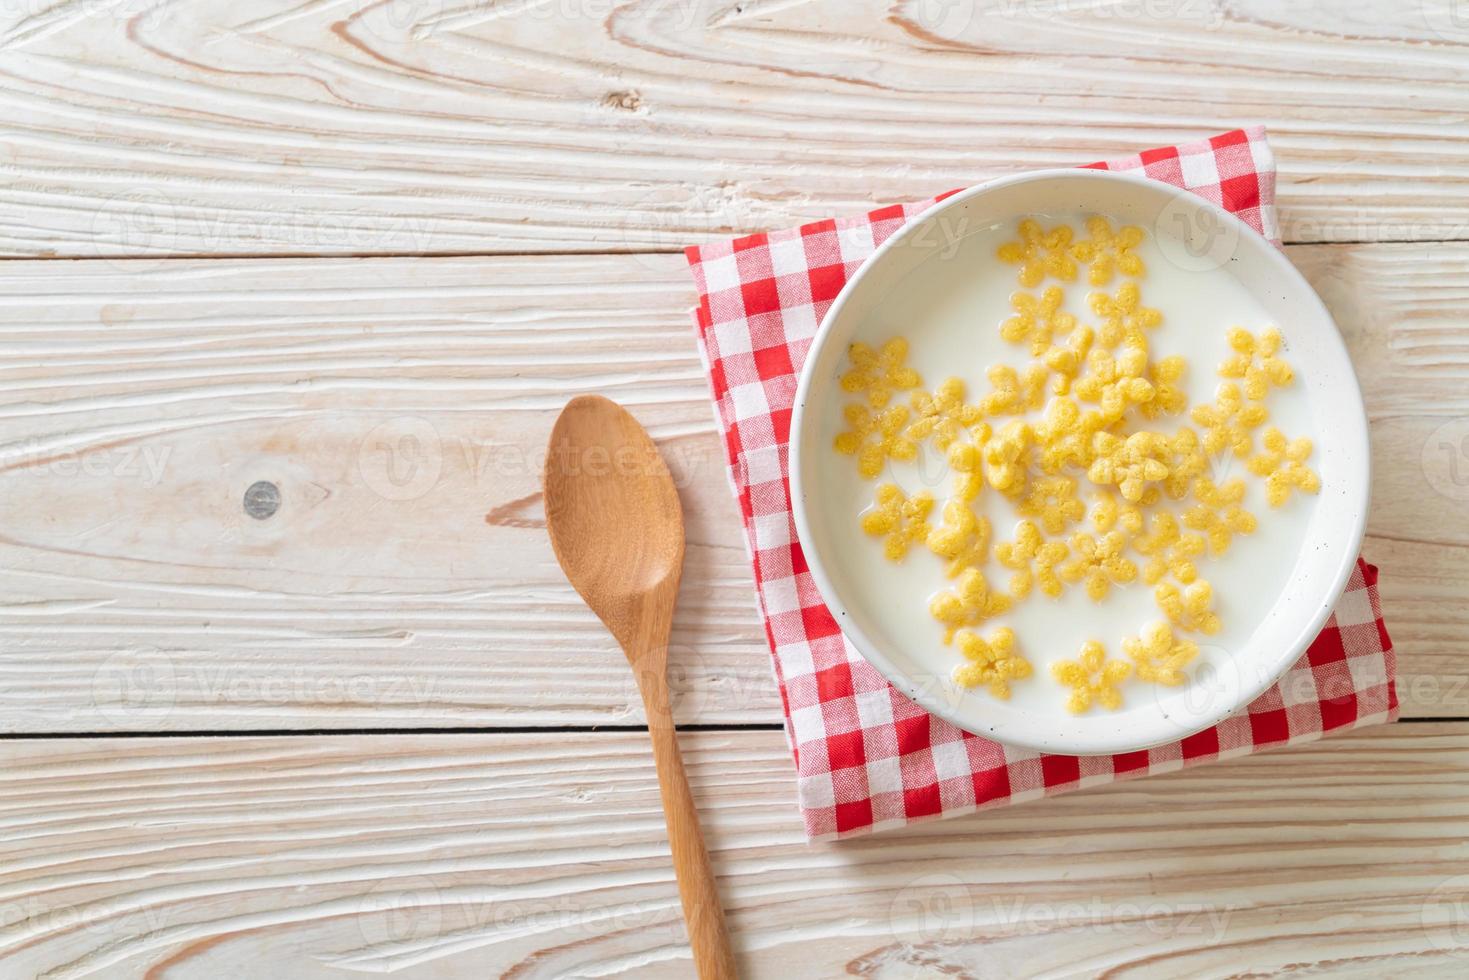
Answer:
(0, 725, 1466, 978)
(0, 245, 1462, 731)
(3, 8, 1461, 976)
(0, 0, 1466, 258)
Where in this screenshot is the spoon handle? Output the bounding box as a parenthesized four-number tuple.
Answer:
(641, 679, 738, 979)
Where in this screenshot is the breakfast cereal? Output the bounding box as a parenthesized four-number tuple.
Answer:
(927, 497, 991, 578)
(860, 484, 934, 561)
(998, 219, 1078, 287)
(1071, 216, 1147, 286)
(836, 213, 1318, 713)
(1052, 640, 1132, 714)
(1249, 427, 1321, 507)
(996, 520, 1068, 599)
(1123, 621, 1200, 686)
(953, 627, 1032, 699)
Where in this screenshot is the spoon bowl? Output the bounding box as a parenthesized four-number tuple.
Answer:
(545, 394, 685, 653)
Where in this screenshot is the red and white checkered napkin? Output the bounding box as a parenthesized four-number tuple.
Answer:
(684, 128, 1398, 841)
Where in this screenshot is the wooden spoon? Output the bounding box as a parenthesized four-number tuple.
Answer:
(543, 394, 737, 980)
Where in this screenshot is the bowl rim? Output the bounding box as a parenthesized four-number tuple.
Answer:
(787, 166, 1371, 756)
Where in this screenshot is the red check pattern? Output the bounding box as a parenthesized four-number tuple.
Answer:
(684, 128, 1397, 841)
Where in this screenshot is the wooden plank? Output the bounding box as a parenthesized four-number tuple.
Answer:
(0, 245, 1462, 731)
(0, 725, 1465, 977)
(0, 0, 1466, 257)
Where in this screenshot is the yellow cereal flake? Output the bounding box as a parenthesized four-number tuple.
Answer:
(1071, 215, 1146, 286)
(1220, 327, 1293, 401)
(1051, 639, 1132, 713)
(1123, 621, 1200, 686)
(1134, 512, 1206, 586)
(1017, 475, 1085, 535)
(1090, 490, 1145, 535)
(834, 402, 918, 479)
(860, 484, 935, 562)
(1034, 398, 1097, 473)
(1074, 346, 1155, 420)
(1193, 475, 1246, 510)
(1042, 324, 1096, 395)
(952, 626, 1033, 698)
(1087, 430, 1170, 503)
(1089, 282, 1163, 350)
(906, 377, 983, 451)
(995, 519, 1068, 599)
(983, 420, 1034, 495)
(1155, 579, 1222, 635)
(1141, 354, 1188, 419)
(1185, 478, 1257, 555)
(840, 337, 922, 408)
(1060, 530, 1138, 602)
(1248, 427, 1320, 507)
(997, 219, 1077, 287)
(1190, 382, 1269, 458)
(943, 438, 987, 503)
(1001, 286, 1077, 357)
(927, 497, 991, 578)
(979, 363, 1049, 416)
(1161, 427, 1207, 500)
(930, 567, 1013, 643)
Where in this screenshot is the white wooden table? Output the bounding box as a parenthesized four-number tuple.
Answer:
(2, 2, 1467, 976)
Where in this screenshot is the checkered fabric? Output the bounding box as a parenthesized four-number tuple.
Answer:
(684, 128, 1397, 841)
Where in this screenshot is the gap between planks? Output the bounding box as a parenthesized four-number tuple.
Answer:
(0, 718, 1448, 740)
(0, 238, 1457, 264)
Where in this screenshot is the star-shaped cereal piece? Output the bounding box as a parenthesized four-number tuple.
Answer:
(1089, 490, 1145, 536)
(946, 435, 989, 502)
(1087, 430, 1170, 503)
(996, 218, 1077, 287)
(1051, 639, 1132, 713)
(1042, 324, 1096, 395)
(1133, 512, 1207, 586)
(1154, 579, 1222, 635)
(1184, 477, 1257, 555)
(906, 377, 983, 451)
(1073, 346, 1155, 421)
(1070, 215, 1146, 286)
(1033, 398, 1096, 473)
(926, 497, 991, 578)
(982, 420, 1034, 496)
(1220, 327, 1294, 401)
(840, 337, 922, 408)
(1140, 354, 1188, 419)
(860, 483, 935, 561)
(1000, 286, 1077, 357)
(929, 567, 1013, 643)
(1060, 530, 1138, 602)
(952, 626, 1033, 699)
(1189, 382, 1269, 458)
(995, 519, 1068, 599)
(1088, 282, 1162, 350)
(1017, 475, 1085, 535)
(1160, 427, 1207, 500)
(979, 363, 1049, 417)
(834, 402, 918, 479)
(1247, 427, 1321, 507)
(1195, 477, 1246, 509)
(1123, 621, 1200, 686)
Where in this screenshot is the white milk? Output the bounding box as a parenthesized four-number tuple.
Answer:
(818, 213, 1317, 723)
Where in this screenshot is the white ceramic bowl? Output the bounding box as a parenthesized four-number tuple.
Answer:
(789, 169, 1369, 756)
